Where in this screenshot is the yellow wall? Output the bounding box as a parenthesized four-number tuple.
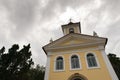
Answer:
(48, 48, 112, 80)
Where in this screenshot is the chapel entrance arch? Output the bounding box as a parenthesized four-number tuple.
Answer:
(68, 73, 88, 80)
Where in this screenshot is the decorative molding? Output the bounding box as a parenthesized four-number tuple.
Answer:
(69, 53, 82, 70)
(68, 73, 88, 80)
(44, 54, 51, 80)
(98, 46, 105, 50)
(54, 55, 65, 72)
(46, 41, 105, 51)
(85, 52, 100, 69)
(101, 50, 119, 80)
(46, 34, 72, 48)
(48, 47, 101, 56)
(44, 33, 106, 49)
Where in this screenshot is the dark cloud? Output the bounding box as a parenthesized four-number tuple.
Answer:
(0, 0, 39, 38)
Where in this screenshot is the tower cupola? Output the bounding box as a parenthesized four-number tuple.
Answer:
(61, 21, 81, 35)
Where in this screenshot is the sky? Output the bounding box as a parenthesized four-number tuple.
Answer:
(0, 0, 120, 66)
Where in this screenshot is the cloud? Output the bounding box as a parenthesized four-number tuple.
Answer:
(0, 0, 120, 66)
(39, 0, 94, 22)
(0, 0, 39, 38)
(105, 18, 120, 55)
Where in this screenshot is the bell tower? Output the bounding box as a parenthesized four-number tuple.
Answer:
(61, 22, 81, 35)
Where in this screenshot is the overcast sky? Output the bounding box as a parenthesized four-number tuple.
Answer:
(0, 0, 120, 66)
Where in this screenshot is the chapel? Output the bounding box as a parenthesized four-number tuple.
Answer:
(43, 21, 118, 80)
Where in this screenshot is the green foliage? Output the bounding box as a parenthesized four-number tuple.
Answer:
(108, 53, 120, 79)
(28, 65, 45, 80)
(0, 44, 34, 80)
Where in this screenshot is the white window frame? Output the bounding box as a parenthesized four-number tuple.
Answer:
(69, 53, 82, 70)
(85, 52, 100, 69)
(54, 55, 65, 72)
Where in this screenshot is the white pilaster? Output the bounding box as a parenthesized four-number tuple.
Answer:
(44, 54, 50, 80)
(101, 50, 118, 80)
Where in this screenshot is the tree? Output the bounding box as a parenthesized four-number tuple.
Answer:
(0, 44, 34, 80)
(108, 53, 120, 79)
(28, 64, 45, 80)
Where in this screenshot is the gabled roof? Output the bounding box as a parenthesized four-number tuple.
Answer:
(42, 33, 107, 55)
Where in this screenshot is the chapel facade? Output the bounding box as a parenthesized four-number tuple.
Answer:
(43, 21, 118, 80)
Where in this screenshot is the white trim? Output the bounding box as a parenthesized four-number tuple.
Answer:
(46, 41, 105, 50)
(54, 55, 65, 72)
(44, 54, 50, 80)
(48, 47, 100, 56)
(44, 33, 106, 49)
(85, 52, 100, 69)
(69, 53, 82, 70)
(101, 50, 119, 80)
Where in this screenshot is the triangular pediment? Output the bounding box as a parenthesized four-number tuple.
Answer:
(54, 37, 91, 46)
(43, 33, 107, 51)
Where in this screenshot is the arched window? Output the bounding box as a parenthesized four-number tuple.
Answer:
(69, 28, 74, 33)
(86, 53, 98, 67)
(71, 55, 80, 69)
(56, 57, 64, 70)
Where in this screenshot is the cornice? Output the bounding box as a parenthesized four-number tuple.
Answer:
(47, 46, 103, 56)
(43, 33, 107, 55)
(45, 41, 105, 51)
(43, 33, 106, 49)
